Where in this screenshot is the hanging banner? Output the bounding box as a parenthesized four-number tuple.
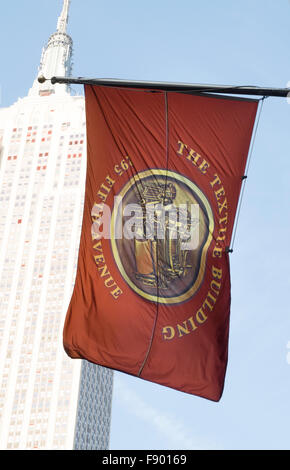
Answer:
(63, 85, 258, 401)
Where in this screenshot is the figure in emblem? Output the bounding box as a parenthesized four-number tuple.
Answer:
(133, 182, 193, 289)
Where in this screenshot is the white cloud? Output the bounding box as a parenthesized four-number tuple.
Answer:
(114, 375, 217, 450)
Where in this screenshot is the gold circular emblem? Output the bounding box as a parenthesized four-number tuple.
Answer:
(111, 169, 214, 304)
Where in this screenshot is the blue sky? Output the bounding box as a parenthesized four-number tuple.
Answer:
(1, 0, 290, 450)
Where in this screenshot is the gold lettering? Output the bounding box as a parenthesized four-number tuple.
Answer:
(177, 140, 188, 155)
(97, 190, 108, 202)
(211, 280, 221, 295)
(188, 316, 198, 331)
(210, 174, 222, 188)
(93, 240, 102, 252)
(94, 253, 105, 265)
(177, 321, 190, 337)
(217, 227, 227, 241)
(207, 291, 217, 304)
(196, 308, 207, 324)
(177, 140, 209, 176)
(218, 198, 228, 215)
(159, 271, 224, 339)
(219, 214, 228, 226)
(110, 286, 123, 299)
(104, 276, 117, 288)
(213, 245, 223, 258)
(215, 187, 225, 200)
(212, 266, 222, 280)
(105, 175, 115, 187)
(203, 298, 213, 311)
(202, 296, 215, 311)
(98, 264, 110, 278)
(199, 159, 210, 174)
(186, 149, 201, 166)
(92, 239, 122, 298)
(162, 326, 175, 340)
(100, 183, 111, 193)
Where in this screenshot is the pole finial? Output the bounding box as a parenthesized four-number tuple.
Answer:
(38, 75, 47, 84)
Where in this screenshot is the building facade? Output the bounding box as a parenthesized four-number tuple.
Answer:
(0, 0, 113, 450)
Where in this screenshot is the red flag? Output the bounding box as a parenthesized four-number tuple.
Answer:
(63, 85, 258, 401)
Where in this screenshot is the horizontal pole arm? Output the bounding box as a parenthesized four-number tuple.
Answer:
(38, 75, 290, 98)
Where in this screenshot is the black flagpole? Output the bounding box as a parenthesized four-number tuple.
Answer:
(38, 75, 290, 98)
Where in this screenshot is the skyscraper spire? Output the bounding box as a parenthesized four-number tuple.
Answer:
(57, 0, 71, 34)
(29, 0, 73, 96)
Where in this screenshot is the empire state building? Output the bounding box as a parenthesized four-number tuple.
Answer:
(0, 0, 113, 450)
